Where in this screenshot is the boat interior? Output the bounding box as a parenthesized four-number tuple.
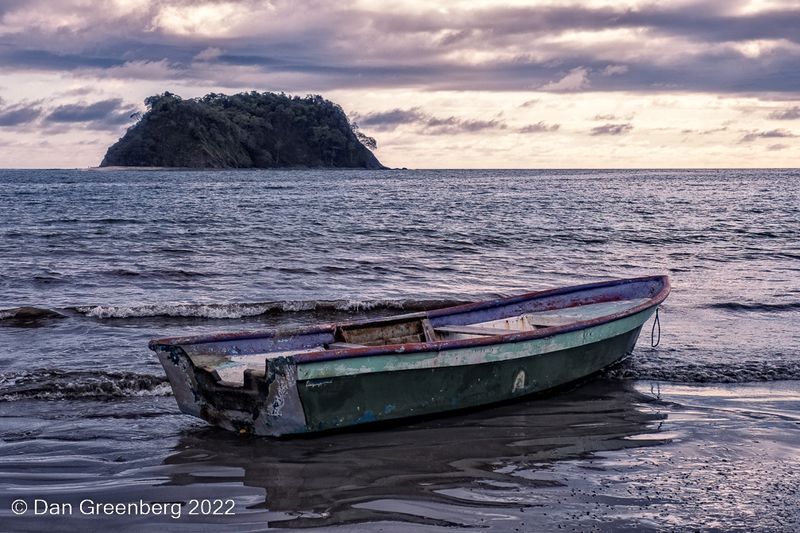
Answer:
(335, 298, 650, 346)
(184, 295, 653, 387)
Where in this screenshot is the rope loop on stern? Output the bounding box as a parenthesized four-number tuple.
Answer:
(650, 307, 661, 348)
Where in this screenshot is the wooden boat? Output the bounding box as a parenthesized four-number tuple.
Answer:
(149, 275, 670, 436)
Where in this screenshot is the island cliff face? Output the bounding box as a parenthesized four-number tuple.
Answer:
(100, 92, 384, 169)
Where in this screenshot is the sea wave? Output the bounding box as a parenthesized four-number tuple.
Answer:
(607, 360, 800, 383)
(0, 306, 66, 324)
(1, 299, 470, 323)
(71, 298, 470, 319)
(705, 301, 800, 313)
(0, 369, 170, 401)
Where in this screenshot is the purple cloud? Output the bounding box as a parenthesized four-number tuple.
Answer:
(355, 107, 506, 134)
(740, 129, 796, 142)
(768, 106, 800, 120)
(518, 121, 560, 133)
(0, 2, 797, 93)
(0, 101, 43, 126)
(45, 98, 138, 130)
(0, 96, 138, 130)
(355, 108, 428, 130)
(590, 123, 634, 136)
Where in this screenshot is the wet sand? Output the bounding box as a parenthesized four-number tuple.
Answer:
(2, 379, 799, 532)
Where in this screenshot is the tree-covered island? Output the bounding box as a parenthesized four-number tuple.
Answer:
(100, 91, 384, 169)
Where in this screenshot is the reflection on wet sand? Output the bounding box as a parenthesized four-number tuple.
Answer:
(164, 379, 669, 529)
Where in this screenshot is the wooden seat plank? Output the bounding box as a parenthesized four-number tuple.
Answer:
(421, 318, 437, 342)
(435, 325, 519, 336)
(328, 342, 368, 349)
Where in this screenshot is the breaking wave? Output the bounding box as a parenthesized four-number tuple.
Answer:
(2, 298, 471, 323)
(0, 370, 170, 401)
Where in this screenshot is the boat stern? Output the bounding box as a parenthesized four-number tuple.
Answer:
(151, 343, 204, 418)
(149, 341, 309, 436)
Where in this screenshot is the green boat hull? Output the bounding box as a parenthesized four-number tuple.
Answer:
(297, 327, 642, 431)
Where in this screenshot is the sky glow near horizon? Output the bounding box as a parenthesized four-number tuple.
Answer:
(0, 0, 798, 168)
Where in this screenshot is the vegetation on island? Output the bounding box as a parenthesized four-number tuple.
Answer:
(100, 91, 384, 169)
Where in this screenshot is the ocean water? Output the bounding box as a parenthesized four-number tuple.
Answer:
(1, 168, 799, 531)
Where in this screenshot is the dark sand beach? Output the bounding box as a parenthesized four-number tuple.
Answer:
(2, 379, 798, 531)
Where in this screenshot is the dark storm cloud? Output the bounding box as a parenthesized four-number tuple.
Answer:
(355, 107, 506, 134)
(356, 108, 428, 129)
(373, 4, 800, 45)
(222, 54, 798, 93)
(0, 49, 125, 71)
(618, 7, 800, 44)
(213, 52, 447, 87)
(0, 0, 29, 15)
(0, 96, 138, 130)
(46, 99, 132, 124)
(0, 1, 799, 93)
(0, 102, 43, 126)
(590, 123, 634, 136)
(739, 129, 797, 142)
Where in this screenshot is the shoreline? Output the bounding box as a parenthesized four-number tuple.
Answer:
(2, 379, 799, 531)
(87, 165, 394, 171)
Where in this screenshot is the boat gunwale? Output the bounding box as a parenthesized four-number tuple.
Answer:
(148, 275, 670, 361)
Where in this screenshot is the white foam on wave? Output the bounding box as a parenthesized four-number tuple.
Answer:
(0, 384, 173, 402)
(0, 370, 172, 401)
(72, 298, 463, 319)
(75, 302, 280, 319)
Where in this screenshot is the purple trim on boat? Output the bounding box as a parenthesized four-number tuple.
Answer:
(293, 276, 669, 363)
(149, 275, 670, 362)
(148, 323, 338, 350)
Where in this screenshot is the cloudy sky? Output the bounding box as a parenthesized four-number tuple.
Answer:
(0, 0, 798, 168)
